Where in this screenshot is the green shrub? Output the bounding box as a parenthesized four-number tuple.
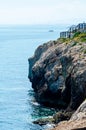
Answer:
(73, 32, 86, 42)
(73, 32, 81, 38)
(83, 49, 86, 54)
(72, 41, 78, 46)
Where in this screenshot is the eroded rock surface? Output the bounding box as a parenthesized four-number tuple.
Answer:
(71, 100, 86, 120)
(52, 100, 86, 130)
(28, 40, 86, 110)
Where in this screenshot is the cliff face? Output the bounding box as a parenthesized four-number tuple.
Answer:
(28, 39, 86, 110)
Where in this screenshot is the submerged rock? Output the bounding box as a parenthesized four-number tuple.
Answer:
(33, 116, 55, 125)
(28, 40, 86, 110)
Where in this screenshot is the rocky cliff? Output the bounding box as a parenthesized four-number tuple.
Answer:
(29, 38, 86, 110)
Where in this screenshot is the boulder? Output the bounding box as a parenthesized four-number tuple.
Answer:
(53, 111, 74, 123)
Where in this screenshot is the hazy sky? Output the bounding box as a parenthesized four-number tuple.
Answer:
(0, 0, 86, 24)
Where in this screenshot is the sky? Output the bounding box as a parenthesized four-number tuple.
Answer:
(0, 0, 86, 25)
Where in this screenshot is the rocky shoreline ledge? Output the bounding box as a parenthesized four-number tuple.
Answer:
(28, 33, 86, 129)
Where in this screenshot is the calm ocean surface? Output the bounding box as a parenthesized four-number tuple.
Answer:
(0, 25, 65, 130)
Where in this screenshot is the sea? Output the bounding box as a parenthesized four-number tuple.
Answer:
(0, 24, 66, 130)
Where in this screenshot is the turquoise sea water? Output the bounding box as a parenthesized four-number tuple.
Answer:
(0, 25, 65, 130)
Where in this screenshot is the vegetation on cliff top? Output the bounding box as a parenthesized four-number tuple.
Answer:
(58, 32, 86, 44)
